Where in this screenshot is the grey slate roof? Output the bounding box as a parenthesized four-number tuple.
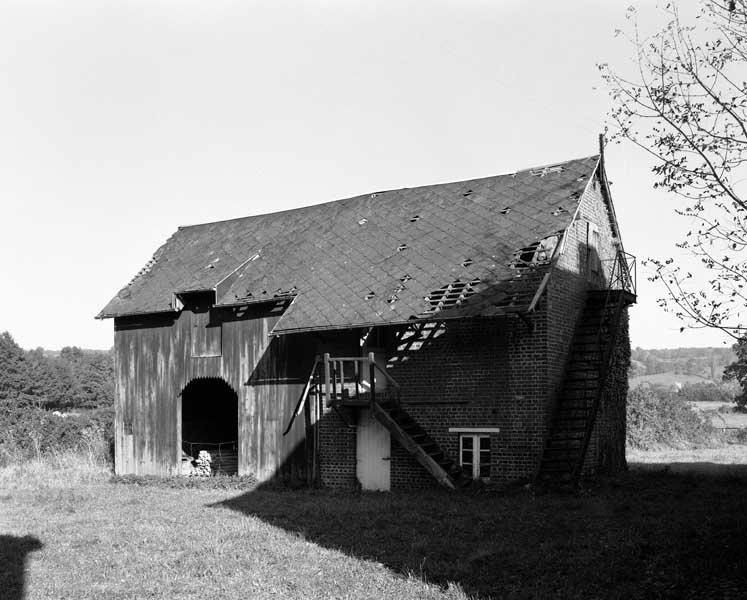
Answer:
(98, 155, 601, 334)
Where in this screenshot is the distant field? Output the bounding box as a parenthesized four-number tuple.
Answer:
(629, 372, 712, 387)
(3, 472, 747, 599)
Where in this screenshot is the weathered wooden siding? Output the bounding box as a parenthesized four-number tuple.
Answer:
(113, 306, 314, 480)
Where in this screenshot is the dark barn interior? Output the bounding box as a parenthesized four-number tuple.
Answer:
(181, 377, 239, 475)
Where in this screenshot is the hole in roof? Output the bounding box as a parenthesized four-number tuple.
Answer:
(530, 165, 565, 177)
(461, 258, 474, 267)
(500, 207, 511, 215)
(510, 234, 560, 268)
(410, 215, 420, 222)
(397, 244, 408, 252)
(493, 295, 517, 309)
(400, 274, 412, 283)
(365, 291, 376, 300)
(420, 279, 478, 316)
(463, 190, 473, 197)
(358, 217, 368, 225)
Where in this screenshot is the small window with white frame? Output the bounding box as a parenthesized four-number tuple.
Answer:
(460, 433, 491, 479)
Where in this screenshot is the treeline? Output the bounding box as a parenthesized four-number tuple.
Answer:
(0, 331, 114, 462)
(0, 332, 113, 410)
(630, 346, 736, 380)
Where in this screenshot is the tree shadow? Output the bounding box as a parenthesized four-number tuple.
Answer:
(0, 535, 43, 600)
(209, 473, 747, 599)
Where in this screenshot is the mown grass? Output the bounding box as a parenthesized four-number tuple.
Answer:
(3, 469, 747, 600)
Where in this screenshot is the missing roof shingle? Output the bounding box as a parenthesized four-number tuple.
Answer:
(273, 286, 298, 298)
(463, 190, 473, 197)
(500, 207, 511, 215)
(358, 217, 368, 225)
(410, 215, 420, 222)
(530, 165, 565, 177)
(577, 175, 587, 182)
(551, 206, 568, 216)
(400, 274, 412, 283)
(420, 279, 478, 315)
(365, 291, 376, 300)
(461, 258, 474, 267)
(397, 244, 408, 252)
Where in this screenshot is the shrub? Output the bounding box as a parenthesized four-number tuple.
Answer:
(627, 386, 718, 450)
(677, 382, 735, 404)
(0, 404, 113, 466)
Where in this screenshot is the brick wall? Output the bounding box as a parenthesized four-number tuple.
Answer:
(316, 166, 631, 490)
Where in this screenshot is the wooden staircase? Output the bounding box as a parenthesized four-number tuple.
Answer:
(301, 352, 470, 489)
(538, 252, 636, 484)
(372, 400, 471, 489)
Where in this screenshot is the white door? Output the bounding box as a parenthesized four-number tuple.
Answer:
(357, 409, 391, 491)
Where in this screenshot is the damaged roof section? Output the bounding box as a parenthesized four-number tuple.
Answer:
(98, 155, 600, 332)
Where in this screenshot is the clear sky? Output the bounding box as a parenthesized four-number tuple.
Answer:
(0, 0, 733, 351)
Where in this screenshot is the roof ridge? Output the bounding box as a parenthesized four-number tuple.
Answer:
(176, 154, 600, 230)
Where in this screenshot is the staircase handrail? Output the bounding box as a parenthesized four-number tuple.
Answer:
(572, 250, 629, 483)
(282, 356, 320, 436)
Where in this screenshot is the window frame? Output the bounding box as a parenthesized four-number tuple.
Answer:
(459, 433, 491, 480)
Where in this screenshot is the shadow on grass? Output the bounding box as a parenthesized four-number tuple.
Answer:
(212, 472, 747, 599)
(0, 535, 43, 600)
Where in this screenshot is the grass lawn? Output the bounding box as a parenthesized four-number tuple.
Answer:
(3, 470, 747, 599)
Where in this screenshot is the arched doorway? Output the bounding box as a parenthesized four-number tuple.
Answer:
(181, 377, 239, 475)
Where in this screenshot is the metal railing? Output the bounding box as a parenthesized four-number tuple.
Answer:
(600, 250, 636, 296)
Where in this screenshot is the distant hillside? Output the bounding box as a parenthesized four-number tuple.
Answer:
(630, 346, 736, 383)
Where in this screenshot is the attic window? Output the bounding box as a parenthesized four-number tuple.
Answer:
(191, 309, 221, 358)
(397, 244, 408, 252)
(500, 207, 511, 215)
(421, 278, 480, 315)
(530, 165, 565, 177)
(461, 258, 474, 267)
(410, 215, 420, 222)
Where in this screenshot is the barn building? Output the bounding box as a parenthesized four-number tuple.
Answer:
(97, 149, 635, 490)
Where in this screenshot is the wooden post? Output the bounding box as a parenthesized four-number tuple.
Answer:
(368, 352, 376, 409)
(323, 353, 331, 408)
